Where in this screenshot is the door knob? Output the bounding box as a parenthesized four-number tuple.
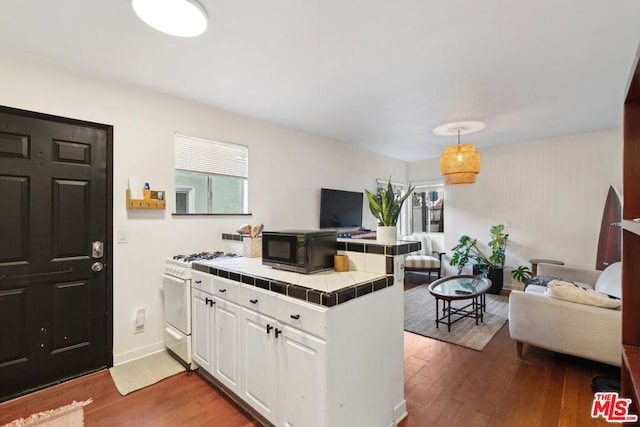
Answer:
(91, 262, 104, 272)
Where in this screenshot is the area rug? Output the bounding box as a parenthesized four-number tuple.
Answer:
(1, 399, 92, 427)
(404, 283, 509, 351)
(109, 350, 185, 395)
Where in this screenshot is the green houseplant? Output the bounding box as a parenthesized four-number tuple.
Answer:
(449, 224, 509, 294)
(365, 179, 414, 243)
(511, 265, 532, 285)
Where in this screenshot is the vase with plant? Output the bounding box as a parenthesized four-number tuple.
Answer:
(365, 179, 414, 244)
(449, 224, 509, 294)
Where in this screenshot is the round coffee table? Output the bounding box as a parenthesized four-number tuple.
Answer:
(427, 275, 491, 332)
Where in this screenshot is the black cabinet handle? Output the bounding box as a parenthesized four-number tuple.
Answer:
(266, 324, 273, 334)
(219, 289, 226, 293)
(250, 299, 258, 304)
(290, 314, 300, 320)
(195, 280, 202, 284)
(209, 300, 215, 307)
(205, 297, 211, 305)
(275, 328, 282, 338)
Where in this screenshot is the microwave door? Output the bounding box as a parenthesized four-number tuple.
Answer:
(266, 236, 297, 262)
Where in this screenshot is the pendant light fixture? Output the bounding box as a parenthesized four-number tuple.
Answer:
(435, 121, 484, 185)
(132, 0, 208, 37)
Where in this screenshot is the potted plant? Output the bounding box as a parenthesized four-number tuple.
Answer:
(511, 265, 532, 286)
(449, 224, 509, 294)
(365, 179, 414, 244)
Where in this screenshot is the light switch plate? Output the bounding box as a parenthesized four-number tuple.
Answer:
(117, 230, 128, 243)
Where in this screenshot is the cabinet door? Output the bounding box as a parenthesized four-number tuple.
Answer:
(277, 324, 327, 427)
(241, 308, 278, 423)
(213, 297, 241, 393)
(192, 289, 213, 373)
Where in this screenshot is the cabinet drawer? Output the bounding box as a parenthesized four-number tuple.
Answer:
(241, 284, 276, 318)
(276, 296, 328, 339)
(192, 270, 214, 294)
(214, 277, 240, 303)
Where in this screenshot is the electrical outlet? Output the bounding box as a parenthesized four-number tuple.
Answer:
(134, 308, 145, 334)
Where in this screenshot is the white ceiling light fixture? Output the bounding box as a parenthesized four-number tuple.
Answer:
(131, 0, 208, 37)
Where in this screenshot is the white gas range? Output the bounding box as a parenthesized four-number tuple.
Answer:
(163, 251, 239, 368)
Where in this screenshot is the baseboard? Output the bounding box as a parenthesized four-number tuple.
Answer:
(393, 399, 408, 425)
(112, 340, 165, 366)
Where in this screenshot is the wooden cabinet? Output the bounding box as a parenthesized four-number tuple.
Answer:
(622, 43, 640, 421)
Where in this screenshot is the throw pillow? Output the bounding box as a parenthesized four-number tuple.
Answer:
(524, 275, 561, 290)
(545, 280, 621, 309)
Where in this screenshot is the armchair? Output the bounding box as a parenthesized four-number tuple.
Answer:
(508, 262, 622, 366)
(402, 232, 444, 279)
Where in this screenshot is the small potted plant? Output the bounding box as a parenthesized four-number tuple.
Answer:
(365, 179, 414, 244)
(449, 224, 509, 294)
(511, 265, 532, 286)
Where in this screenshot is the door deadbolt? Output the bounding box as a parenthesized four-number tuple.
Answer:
(92, 241, 104, 259)
(91, 262, 104, 272)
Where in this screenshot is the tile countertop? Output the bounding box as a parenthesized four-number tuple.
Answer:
(193, 257, 383, 293)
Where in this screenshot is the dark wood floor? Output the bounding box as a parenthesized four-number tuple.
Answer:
(1, 276, 621, 427)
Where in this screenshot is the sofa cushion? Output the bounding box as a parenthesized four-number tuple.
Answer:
(545, 280, 621, 309)
(594, 262, 622, 299)
(405, 255, 440, 269)
(524, 284, 548, 295)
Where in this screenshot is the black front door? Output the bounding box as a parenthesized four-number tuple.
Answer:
(0, 107, 112, 401)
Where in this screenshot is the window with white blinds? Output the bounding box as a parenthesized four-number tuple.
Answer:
(174, 133, 249, 214)
(175, 133, 248, 178)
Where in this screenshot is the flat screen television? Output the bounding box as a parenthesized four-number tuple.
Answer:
(319, 188, 363, 229)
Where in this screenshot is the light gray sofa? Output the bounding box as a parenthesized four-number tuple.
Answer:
(508, 262, 622, 366)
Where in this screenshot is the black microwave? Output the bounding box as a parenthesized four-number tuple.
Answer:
(262, 230, 337, 274)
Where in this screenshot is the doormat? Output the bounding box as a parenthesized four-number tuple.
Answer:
(109, 350, 185, 395)
(1, 399, 92, 427)
(404, 283, 509, 351)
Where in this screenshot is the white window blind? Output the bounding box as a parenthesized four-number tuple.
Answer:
(175, 133, 248, 178)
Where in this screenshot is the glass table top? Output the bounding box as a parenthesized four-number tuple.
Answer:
(428, 275, 491, 298)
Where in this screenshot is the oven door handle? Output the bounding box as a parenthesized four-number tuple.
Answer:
(165, 327, 183, 341)
(162, 273, 189, 285)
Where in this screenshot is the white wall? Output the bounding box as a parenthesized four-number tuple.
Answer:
(408, 129, 622, 284)
(0, 49, 406, 364)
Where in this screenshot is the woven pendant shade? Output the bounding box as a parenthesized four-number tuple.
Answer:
(439, 143, 481, 185)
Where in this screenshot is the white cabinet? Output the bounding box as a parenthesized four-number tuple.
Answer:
(240, 308, 278, 422)
(191, 274, 241, 394)
(212, 295, 241, 394)
(192, 288, 213, 373)
(193, 266, 403, 427)
(240, 288, 327, 426)
(277, 324, 327, 427)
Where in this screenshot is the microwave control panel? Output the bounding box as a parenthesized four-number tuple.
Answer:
(296, 236, 306, 264)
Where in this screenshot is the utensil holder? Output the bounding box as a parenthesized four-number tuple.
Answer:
(243, 237, 262, 258)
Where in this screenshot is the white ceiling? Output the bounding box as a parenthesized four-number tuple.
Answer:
(1, 0, 639, 161)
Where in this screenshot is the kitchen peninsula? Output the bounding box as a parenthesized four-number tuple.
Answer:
(191, 238, 419, 427)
